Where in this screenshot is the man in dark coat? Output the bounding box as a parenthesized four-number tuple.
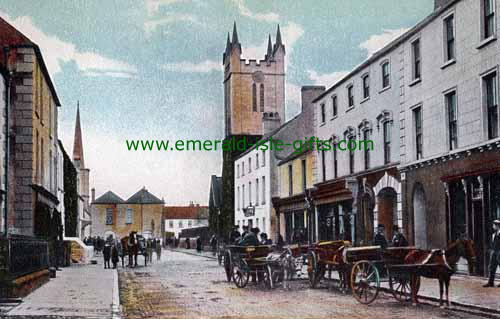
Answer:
(484, 220, 500, 287)
(373, 224, 388, 249)
(229, 226, 241, 244)
(239, 227, 260, 246)
(196, 236, 202, 253)
(392, 225, 409, 247)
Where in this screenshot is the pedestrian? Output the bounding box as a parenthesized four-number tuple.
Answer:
(103, 242, 111, 269)
(155, 238, 162, 261)
(111, 241, 119, 269)
(196, 236, 202, 253)
(210, 234, 217, 256)
(373, 224, 388, 249)
(186, 237, 191, 249)
(229, 226, 241, 244)
(146, 238, 153, 264)
(391, 225, 408, 247)
(484, 220, 500, 287)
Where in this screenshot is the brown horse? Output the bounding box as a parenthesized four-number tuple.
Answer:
(404, 239, 475, 307)
(121, 232, 139, 267)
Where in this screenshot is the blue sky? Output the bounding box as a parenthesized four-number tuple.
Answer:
(0, 0, 433, 204)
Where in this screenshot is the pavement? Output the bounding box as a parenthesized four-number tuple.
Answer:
(171, 247, 500, 316)
(2, 261, 120, 319)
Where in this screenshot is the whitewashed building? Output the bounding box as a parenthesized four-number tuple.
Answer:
(163, 204, 209, 238)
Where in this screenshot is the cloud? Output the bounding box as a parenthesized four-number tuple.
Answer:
(232, 0, 279, 23)
(360, 28, 409, 57)
(307, 70, 350, 87)
(145, 0, 188, 16)
(161, 60, 221, 73)
(285, 82, 301, 120)
(144, 13, 199, 36)
(0, 11, 137, 78)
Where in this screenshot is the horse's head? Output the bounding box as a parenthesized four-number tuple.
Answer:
(452, 238, 476, 275)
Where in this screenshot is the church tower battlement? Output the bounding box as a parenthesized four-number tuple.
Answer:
(222, 23, 285, 138)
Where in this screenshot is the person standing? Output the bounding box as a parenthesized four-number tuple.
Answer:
(484, 220, 500, 287)
(391, 225, 409, 247)
(146, 238, 153, 264)
(196, 236, 202, 253)
(210, 234, 217, 256)
(373, 224, 388, 249)
(229, 226, 241, 244)
(155, 239, 162, 261)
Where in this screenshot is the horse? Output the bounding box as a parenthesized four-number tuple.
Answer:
(121, 232, 139, 267)
(404, 238, 476, 308)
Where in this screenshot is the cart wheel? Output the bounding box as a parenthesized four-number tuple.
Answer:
(263, 264, 274, 289)
(232, 268, 249, 288)
(224, 250, 232, 282)
(350, 260, 380, 305)
(389, 274, 413, 302)
(307, 251, 319, 288)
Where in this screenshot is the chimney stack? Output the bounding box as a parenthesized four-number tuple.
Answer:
(262, 112, 281, 135)
(91, 188, 95, 203)
(301, 86, 326, 114)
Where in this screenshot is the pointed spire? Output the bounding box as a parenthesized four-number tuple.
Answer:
(226, 32, 231, 51)
(232, 21, 239, 44)
(275, 24, 282, 46)
(73, 101, 85, 168)
(267, 34, 273, 58)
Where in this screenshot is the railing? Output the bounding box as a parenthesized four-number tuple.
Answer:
(0, 235, 49, 278)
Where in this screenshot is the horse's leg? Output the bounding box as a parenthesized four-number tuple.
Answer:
(411, 274, 418, 306)
(445, 276, 450, 308)
(439, 278, 444, 308)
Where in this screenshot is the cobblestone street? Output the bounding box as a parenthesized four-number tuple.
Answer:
(118, 250, 491, 319)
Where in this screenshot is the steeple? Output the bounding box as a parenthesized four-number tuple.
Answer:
(232, 21, 239, 44)
(73, 101, 85, 168)
(225, 32, 231, 53)
(275, 24, 282, 46)
(266, 34, 273, 60)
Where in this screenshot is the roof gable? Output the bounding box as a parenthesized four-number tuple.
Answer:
(93, 191, 124, 204)
(126, 187, 164, 204)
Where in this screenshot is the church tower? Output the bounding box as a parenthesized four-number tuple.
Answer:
(220, 23, 286, 238)
(73, 102, 91, 238)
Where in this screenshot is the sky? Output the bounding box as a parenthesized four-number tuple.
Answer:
(0, 0, 434, 205)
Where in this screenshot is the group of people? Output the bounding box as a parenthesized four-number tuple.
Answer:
(146, 238, 163, 263)
(229, 225, 273, 246)
(372, 224, 408, 249)
(102, 235, 121, 269)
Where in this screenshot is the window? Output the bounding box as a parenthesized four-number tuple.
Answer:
(332, 95, 338, 117)
(363, 130, 370, 169)
(256, 218, 259, 228)
(333, 144, 338, 178)
(382, 62, 390, 88)
(483, 0, 495, 39)
(242, 184, 246, 208)
(414, 107, 423, 159)
(263, 217, 266, 232)
(262, 150, 266, 166)
(106, 208, 113, 225)
(349, 138, 355, 174)
(179, 221, 183, 228)
(446, 91, 458, 150)
(301, 159, 307, 192)
(260, 84, 265, 112)
(320, 103, 326, 123)
(125, 208, 133, 224)
(485, 72, 498, 139)
(348, 85, 354, 107)
(412, 39, 421, 80)
(252, 83, 257, 112)
(248, 158, 252, 173)
(362, 75, 370, 99)
(237, 164, 240, 178)
(383, 121, 392, 164)
(169, 220, 173, 228)
(249, 181, 252, 206)
(188, 220, 192, 227)
(262, 176, 266, 204)
(242, 162, 245, 176)
(444, 15, 455, 61)
(288, 164, 293, 196)
(321, 149, 326, 182)
(256, 178, 259, 206)
(237, 186, 240, 210)
(256, 153, 259, 169)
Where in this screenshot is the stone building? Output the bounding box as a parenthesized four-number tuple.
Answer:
(91, 187, 164, 239)
(221, 23, 286, 239)
(72, 103, 91, 238)
(397, 0, 500, 276)
(0, 66, 7, 233)
(163, 204, 209, 239)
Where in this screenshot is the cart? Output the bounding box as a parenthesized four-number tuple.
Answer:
(306, 240, 352, 289)
(224, 245, 274, 288)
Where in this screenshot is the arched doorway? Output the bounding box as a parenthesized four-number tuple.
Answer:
(360, 193, 374, 245)
(413, 183, 427, 249)
(376, 188, 397, 239)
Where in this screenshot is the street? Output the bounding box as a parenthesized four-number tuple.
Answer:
(118, 250, 489, 319)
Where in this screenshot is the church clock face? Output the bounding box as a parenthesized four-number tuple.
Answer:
(252, 71, 265, 83)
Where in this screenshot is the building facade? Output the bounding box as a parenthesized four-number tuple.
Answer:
(163, 204, 209, 238)
(91, 187, 164, 239)
(397, 0, 500, 276)
(220, 23, 286, 240)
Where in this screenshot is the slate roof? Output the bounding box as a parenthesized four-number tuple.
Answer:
(93, 191, 125, 204)
(163, 206, 209, 220)
(209, 175, 222, 209)
(126, 187, 164, 204)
